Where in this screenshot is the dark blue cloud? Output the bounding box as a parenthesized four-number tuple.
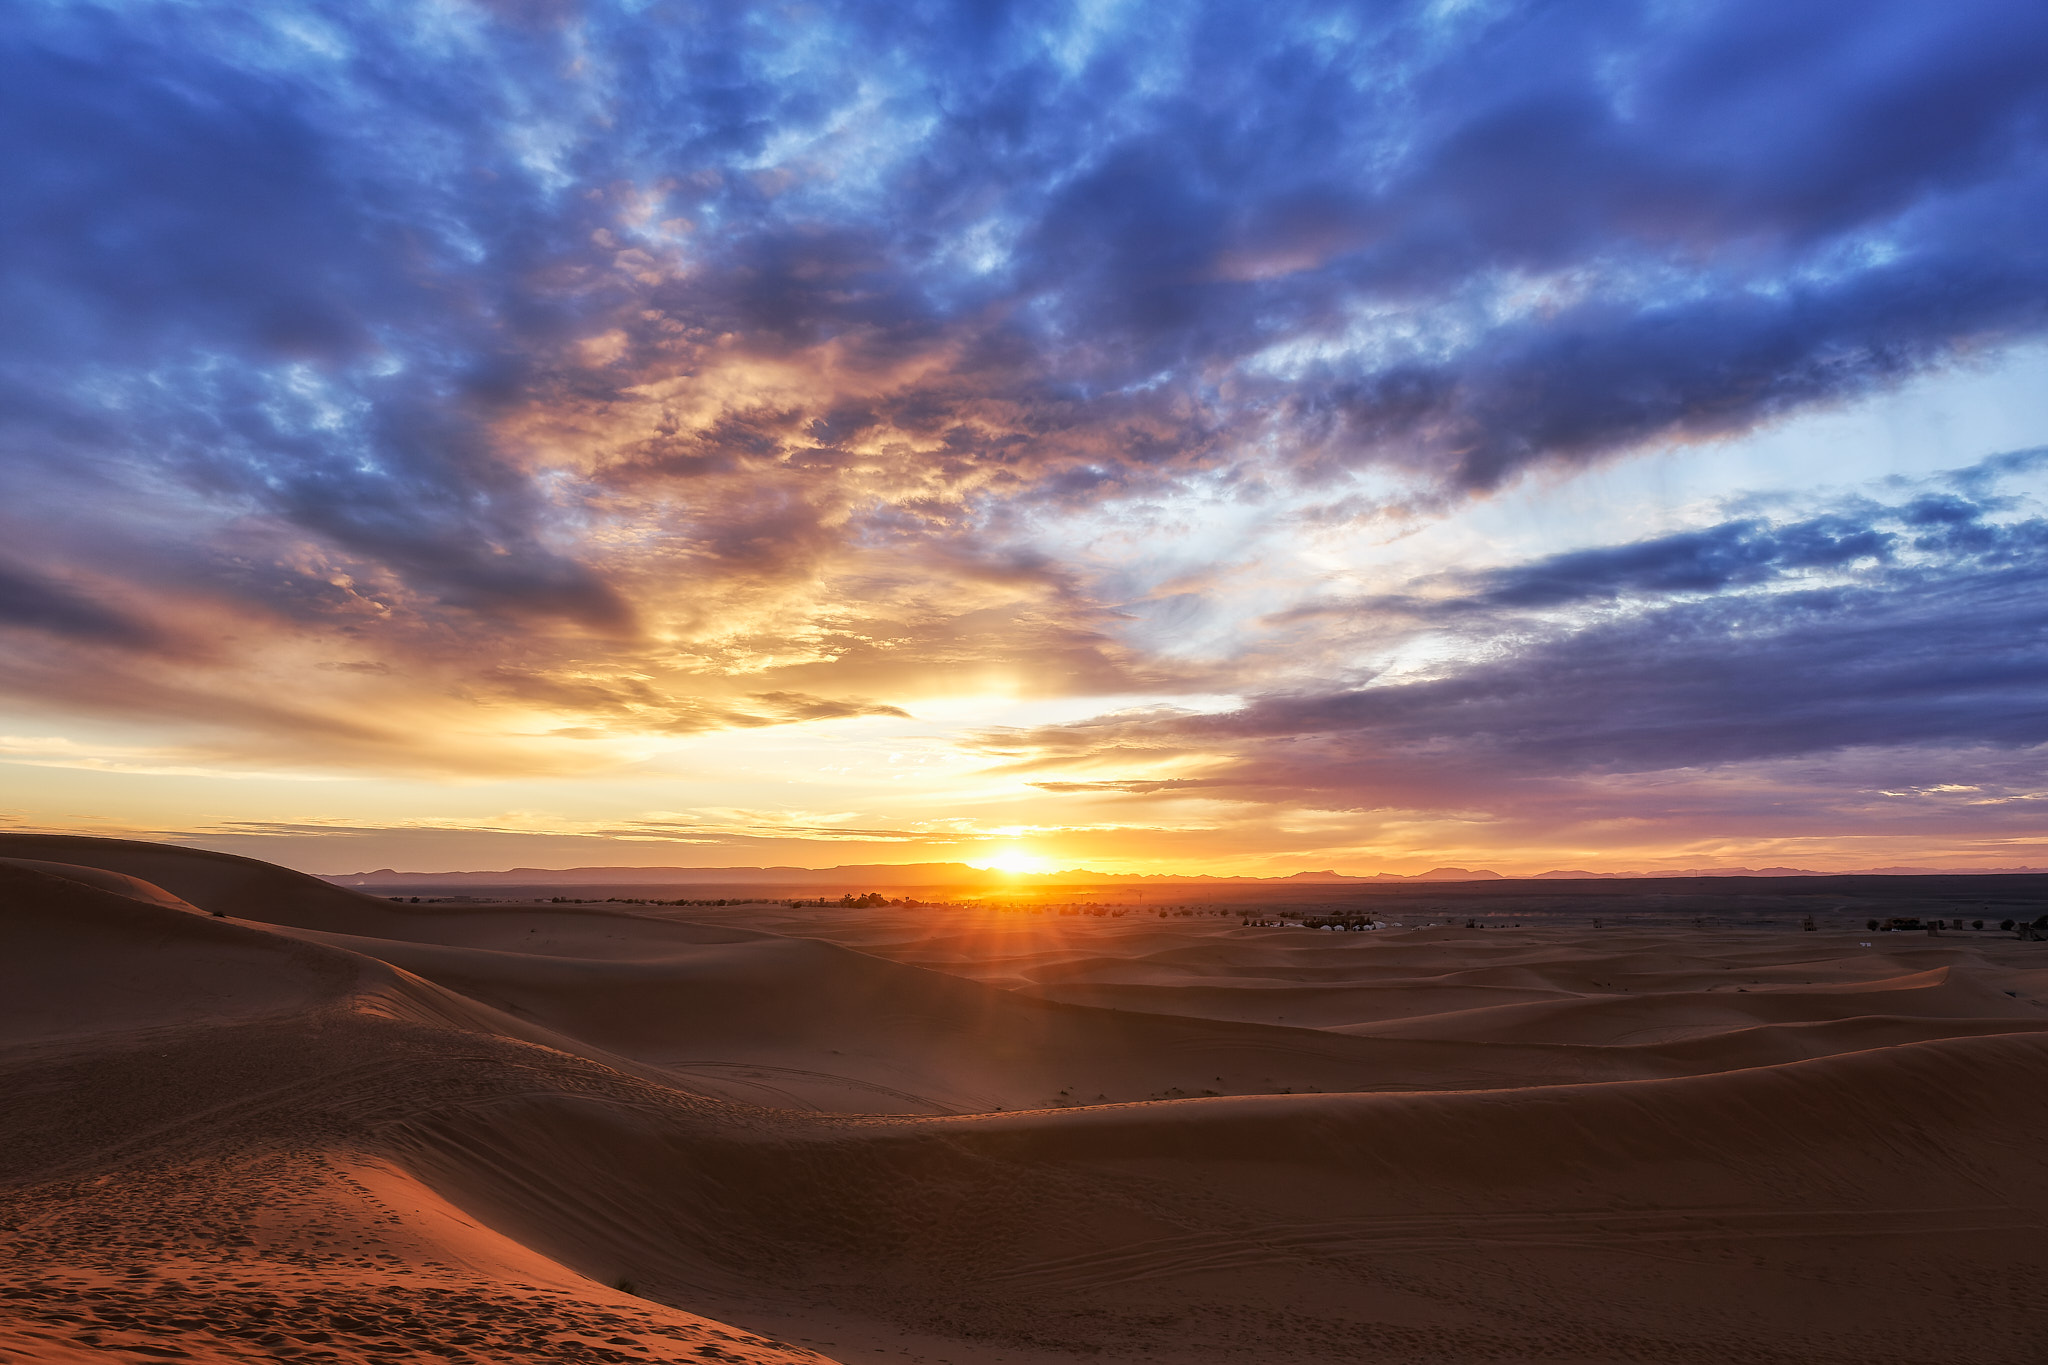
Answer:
(1460, 515, 1895, 610)
(0, 21, 363, 362)
(0, 561, 158, 648)
(1006, 478, 2048, 795)
(0, 3, 632, 626)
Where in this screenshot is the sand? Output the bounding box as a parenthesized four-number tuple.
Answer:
(4, 837, 2046, 1364)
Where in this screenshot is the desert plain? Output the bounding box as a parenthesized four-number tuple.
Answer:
(4, 835, 2047, 1364)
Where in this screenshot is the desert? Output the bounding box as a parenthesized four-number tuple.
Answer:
(11, 4, 2048, 1362)
(5, 835, 2046, 1365)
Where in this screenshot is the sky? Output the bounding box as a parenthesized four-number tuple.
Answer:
(4, 0, 2048, 877)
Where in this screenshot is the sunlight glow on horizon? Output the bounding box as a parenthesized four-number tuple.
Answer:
(973, 848, 1057, 876)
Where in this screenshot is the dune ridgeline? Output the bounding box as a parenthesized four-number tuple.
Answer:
(3, 835, 2046, 1364)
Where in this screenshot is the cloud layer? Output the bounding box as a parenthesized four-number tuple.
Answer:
(989, 463, 2048, 849)
(3, 1, 2047, 865)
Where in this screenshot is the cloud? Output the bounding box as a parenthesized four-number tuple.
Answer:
(996, 472, 2048, 836)
(1415, 513, 1897, 612)
(1026, 778, 1222, 795)
(609, 690, 912, 734)
(743, 692, 911, 724)
(2, 0, 2047, 792)
(0, 560, 160, 648)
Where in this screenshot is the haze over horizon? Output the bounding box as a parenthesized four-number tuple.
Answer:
(6, 1, 2048, 877)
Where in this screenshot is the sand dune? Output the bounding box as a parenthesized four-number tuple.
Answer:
(0, 859, 364, 1050)
(1329, 965, 2042, 1042)
(5, 837, 2046, 1363)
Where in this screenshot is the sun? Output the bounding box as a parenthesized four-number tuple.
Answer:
(982, 847, 1053, 875)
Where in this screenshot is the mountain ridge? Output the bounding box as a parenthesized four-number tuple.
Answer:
(316, 860, 2048, 887)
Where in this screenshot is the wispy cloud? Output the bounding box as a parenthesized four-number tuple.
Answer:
(990, 462, 2048, 845)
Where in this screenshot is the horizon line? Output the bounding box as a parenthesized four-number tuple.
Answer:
(311, 859, 2048, 883)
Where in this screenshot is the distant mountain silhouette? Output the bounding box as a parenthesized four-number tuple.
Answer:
(320, 862, 1515, 888)
(320, 860, 2045, 888)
